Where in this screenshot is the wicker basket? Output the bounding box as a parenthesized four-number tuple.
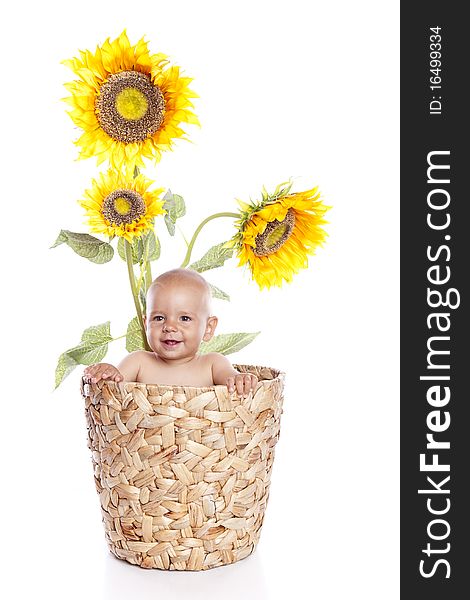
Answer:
(81, 364, 285, 571)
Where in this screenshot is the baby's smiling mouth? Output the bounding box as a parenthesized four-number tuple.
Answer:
(161, 339, 182, 347)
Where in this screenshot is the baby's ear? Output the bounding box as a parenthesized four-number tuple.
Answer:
(203, 316, 218, 341)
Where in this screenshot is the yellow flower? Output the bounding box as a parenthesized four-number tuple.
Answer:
(79, 170, 165, 241)
(230, 182, 330, 289)
(62, 31, 199, 169)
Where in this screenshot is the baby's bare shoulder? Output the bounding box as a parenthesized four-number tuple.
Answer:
(117, 351, 156, 381)
(200, 352, 230, 366)
(203, 352, 238, 381)
(133, 350, 156, 360)
(119, 350, 152, 365)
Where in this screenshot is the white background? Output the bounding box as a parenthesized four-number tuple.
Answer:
(2, 1, 399, 598)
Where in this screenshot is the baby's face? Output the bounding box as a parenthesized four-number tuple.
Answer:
(144, 280, 216, 363)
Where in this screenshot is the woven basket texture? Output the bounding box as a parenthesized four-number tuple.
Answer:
(81, 364, 285, 571)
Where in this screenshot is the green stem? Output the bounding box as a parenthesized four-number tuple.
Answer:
(142, 234, 152, 291)
(125, 240, 151, 351)
(145, 260, 152, 290)
(135, 236, 153, 293)
(180, 212, 239, 268)
(136, 245, 148, 293)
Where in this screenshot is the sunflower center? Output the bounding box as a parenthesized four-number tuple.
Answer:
(253, 209, 296, 256)
(101, 189, 146, 225)
(96, 70, 165, 143)
(113, 196, 132, 215)
(115, 87, 149, 120)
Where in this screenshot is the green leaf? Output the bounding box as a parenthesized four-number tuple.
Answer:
(80, 321, 113, 345)
(126, 317, 146, 352)
(51, 230, 114, 264)
(143, 230, 160, 261)
(199, 332, 260, 356)
(117, 237, 144, 264)
(54, 322, 114, 389)
(162, 190, 186, 236)
(117, 231, 160, 264)
(189, 242, 233, 273)
(67, 343, 108, 366)
(55, 352, 79, 389)
(208, 282, 230, 301)
(68, 322, 112, 365)
(164, 216, 175, 236)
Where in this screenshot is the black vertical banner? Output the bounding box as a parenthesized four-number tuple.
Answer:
(401, 2, 469, 598)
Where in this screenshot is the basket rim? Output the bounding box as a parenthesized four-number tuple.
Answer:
(81, 364, 285, 395)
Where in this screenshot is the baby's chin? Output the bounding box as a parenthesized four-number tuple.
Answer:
(154, 344, 199, 361)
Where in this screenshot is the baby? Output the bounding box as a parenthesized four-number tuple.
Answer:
(83, 268, 258, 397)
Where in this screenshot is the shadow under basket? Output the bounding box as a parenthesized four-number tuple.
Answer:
(81, 364, 285, 571)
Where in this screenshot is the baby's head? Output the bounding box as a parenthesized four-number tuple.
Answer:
(143, 268, 218, 361)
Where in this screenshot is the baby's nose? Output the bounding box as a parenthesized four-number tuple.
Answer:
(163, 321, 177, 332)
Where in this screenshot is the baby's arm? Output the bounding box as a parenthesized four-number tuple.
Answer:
(83, 351, 143, 383)
(210, 353, 258, 398)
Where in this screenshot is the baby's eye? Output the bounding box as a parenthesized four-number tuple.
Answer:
(180, 315, 191, 322)
(153, 315, 164, 321)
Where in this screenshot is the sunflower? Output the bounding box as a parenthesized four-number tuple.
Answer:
(230, 181, 329, 289)
(79, 170, 165, 241)
(62, 31, 199, 169)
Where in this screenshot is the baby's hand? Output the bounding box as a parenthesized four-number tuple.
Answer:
(83, 363, 124, 383)
(226, 373, 258, 398)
